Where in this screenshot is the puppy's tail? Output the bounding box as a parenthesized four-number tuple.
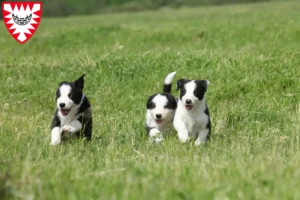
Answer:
(163, 71, 177, 93)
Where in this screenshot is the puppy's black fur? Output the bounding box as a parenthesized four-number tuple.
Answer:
(51, 75, 92, 140)
(145, 72, 177, 136)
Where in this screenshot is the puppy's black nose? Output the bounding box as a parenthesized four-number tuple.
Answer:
(156, 114, 162, 119)
(59, 103, 66, 108)
(186, 99, 192, 104)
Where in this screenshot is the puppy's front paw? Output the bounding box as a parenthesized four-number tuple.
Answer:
(179, 138, 189, 143)
(153, 134, 164, 143)
(50, 139, 61, 146)
(61, 125, 75, 133)
(195, 139, 203, 146)
(178, 135, 190, 143)
(149, 133, 164, 143)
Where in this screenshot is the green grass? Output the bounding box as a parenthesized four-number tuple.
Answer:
(1, 1, 300, 199)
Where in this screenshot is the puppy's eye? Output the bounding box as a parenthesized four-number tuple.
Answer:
(164, 102, 171, 108)
(56, 90, 61, 98)
(147, 101, 155, 109)
(68, 93, 73, 99)
(181, 88, 186, 94)
(194, 88, 202, 95)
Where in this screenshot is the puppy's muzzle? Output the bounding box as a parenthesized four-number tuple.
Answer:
(155, 114, 164, 124)
(185, 99, 193, 110)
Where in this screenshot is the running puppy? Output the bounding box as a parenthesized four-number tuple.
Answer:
(50, 74, 92, 145)
(145, 71, 177, 142)
(173, 79, 211, 145)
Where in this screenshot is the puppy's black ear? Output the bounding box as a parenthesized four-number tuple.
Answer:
(74, 74, 86, 90)
(195, 80, 209, 92)
(146, 95, 156, 109)
(176, 79, 190, 91)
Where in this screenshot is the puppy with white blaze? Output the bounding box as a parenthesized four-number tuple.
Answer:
(173, 79, 211, 145)
(146, 71, 177, 142)
(50, 74, 92, 145)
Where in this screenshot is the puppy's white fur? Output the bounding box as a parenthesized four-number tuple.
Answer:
(174, 81, 210, 145)
(146, 95, 176, 139)
(56, 85, 73, 110)
(146, 72, 177, 142)
(50, 85, 84, 145)
(164, 71, 177, 87)
(50, 127, 61, 145)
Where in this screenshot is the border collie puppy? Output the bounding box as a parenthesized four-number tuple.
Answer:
(50, 74, 92, 145)
(146, 71, 177, 142)
(173, 79, 211, 145)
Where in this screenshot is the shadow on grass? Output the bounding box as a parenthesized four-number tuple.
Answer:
(0, 172, 12, 200)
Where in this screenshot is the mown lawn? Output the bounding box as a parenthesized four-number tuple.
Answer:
(0, 1, 300, 199)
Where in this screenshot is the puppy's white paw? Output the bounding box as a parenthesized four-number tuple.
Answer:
(195, 140, 202, 146)
(154, 134, 164, 143)
(149, 133, 164, 144)
(51, 127, 61, 146)
(195, 138, 207, 146)
(50, 139, 61, 146)
(178, 136, 190, 143)
(62, 125, 75, 133)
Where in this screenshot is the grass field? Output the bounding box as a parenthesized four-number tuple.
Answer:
(1, 1, 300, 199)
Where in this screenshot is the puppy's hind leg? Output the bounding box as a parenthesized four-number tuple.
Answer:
(82, 117, 92, 140)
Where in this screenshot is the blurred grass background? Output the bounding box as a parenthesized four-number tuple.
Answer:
(1, 0, 300, 199)
(1, 0, 284, 17)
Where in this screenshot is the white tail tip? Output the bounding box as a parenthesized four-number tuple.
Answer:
(164, 71, 177, 85)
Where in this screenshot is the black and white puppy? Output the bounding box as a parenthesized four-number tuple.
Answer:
(173, 79, 211, 145)
(50, 74, 92, 145)
(146, 71, 177, 142)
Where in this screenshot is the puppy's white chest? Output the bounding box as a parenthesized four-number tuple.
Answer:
(59, 113, 81, 127)
(60, 117, 72, 127)
(182, 114, 208, 136)
(181, 116, 195, 131)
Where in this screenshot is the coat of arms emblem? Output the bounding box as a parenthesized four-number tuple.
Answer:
(2, 2, 42, 44)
